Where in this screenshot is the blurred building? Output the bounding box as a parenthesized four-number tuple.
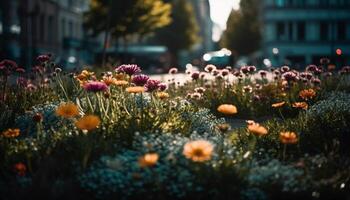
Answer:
(0, 0, 94, 68)
(262, 0, 350, 67)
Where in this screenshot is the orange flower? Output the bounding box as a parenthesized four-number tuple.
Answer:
(56, 102, 79, 118)
(292, 102, 308, 110)
(217, 123, 231, 133)
(138, 153, 159, 168)
(217, 104, 238, 115)
(299, 89, 316, 100)
(156, 92, 169, 100)
(13, 162, 26, 176)
(2, 128, 20, 138)
(75, 70, 94, 85)
(75, 115, 101, 131)
(126, 86, 145, 93)
(272, 101, 285, 108)
(115, 80, 129, 86)
(183, 140, 214, 162)
(102, 77, 117, 86)
(247, 123, 268, 136)
(280, 131, 298, 144)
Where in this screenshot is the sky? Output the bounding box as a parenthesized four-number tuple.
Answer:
(209, 0, 240, 41)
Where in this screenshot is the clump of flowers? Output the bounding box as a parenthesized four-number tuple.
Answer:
(56, 102, 79, 118)
(183, 140, 214, 162)
(247, 122, 268, 136)
(145, 79, 161, 92)
(75, 115, 101, 131)
(217, 104, 238, 115)
(156, 92, 169, 100)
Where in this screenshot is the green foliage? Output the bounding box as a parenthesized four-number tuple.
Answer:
(220, 0, 262, 56)
(155, 0, 200, 54)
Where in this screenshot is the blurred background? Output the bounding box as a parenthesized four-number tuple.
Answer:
(0, 0, 349, 72)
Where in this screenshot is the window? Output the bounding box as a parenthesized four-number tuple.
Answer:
(277, 22, 285, 40)
(337, 21, 346, 40)
(320, 22, 328, 41)
(68, 20, 73, 38)
(288, 22, 293, 40)
(61, 18, 66, 39)
(297, 22, 305, 41)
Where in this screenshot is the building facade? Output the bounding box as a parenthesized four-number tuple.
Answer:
(0, 0, 93, 68)
(262, 0, 350, 68)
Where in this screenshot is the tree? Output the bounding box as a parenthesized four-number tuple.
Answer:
(84, 0, 171, 65)
(155, 0, 200, 65)
(220, 0, 261, 56)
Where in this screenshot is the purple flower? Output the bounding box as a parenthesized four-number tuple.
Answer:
(145, 79, 160, 92)
(158, 83, 167, 91)
(83, 81, 108, 92)
(115, 64, 141, 76)
(36, 54, 51, 63)
(0, 59, 18, 71)
(340, 66, 350, 74)
(311, 78, 321, 85)
(132, 74, 149, 86)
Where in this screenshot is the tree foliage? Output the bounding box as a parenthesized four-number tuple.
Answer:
(220, 0, 261, 56)
(155, 0, 200, 54)
(84, 0, 171, 39)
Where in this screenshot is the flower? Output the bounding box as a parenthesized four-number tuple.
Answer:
(138, 153, 159, 168)
(204, 64, 216, 72)
(75, 115, 101, 131)
(282, 71, 298, 82)
(156, 92, 169, 100)
(126, 86, 145, 93)
(272, 101, 285, 108)
(132, 74, 149, 86)
(102, 77, 117, 86)
(191, 92, 202, 100)
(243, 85, 253, 93)
(191, 71, 200, 80)
(115, 64, 141, 76)
(13, 163, 26, 176)
(281, 65, 290, 72)
(247, 123, 268, 136)
(36, 54, 51, 63)
(168, 67, 178, 74)
(2, 128, 20, 138)
(194, 87, 206, 93)
(217, 104, 238, 115)
(299, 89, 316, 100)
(183, 140, 214, 162)
(145, 79, 160, 92)
(83, 81, 108, 92)
(115, 80, 129, 86)
(56, 102, 79, 118)
(158, 83, 167, 91)
(259, 70, 268, 77)
(221, 69, 230, 76)
(292, 102, 308, 110)
(32, 113, 44, 122)
(280, 132, 298, 144)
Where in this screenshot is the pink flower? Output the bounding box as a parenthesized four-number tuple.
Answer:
(191, 71, 200, 80)
(83, 81, 108, 92)
(115, 64, 141, 76)
(158, 83, 167, 91)
(36, 54, 51, 63)
(145, 79, 160, 92)
(168, 68, 178, 74)
(132, 74, 149, 86)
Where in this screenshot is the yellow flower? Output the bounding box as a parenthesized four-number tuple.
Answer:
(292, 102, 308, 110)
(217, 104, 238, 115)
(247, 123, 268, 136)
(272, 101, 285, 108)
(299, 89, 316, 100)
(126, 86, 145, 93)
(56, 102, 79, 118)
(156, 92, 169, 100)
(75, 115, 101, 131)
(138, 153, 159, 168)
(183, 140, 214, 162)
(115, 80, 129, 86)
(2, 128, 20, 138)
(280, 131, 298, 144)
